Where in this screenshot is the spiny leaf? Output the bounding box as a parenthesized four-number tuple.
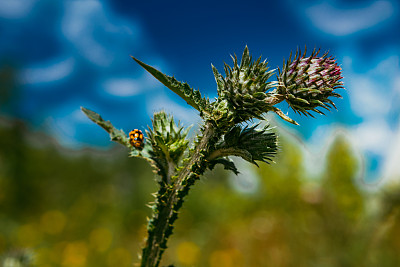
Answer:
(132, 56, 210, 113)
(81, 107, 130, 147)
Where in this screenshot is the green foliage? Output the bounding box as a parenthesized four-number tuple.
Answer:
(2, 119, 400, 266)
(0, 118, 156, 267)
(323, 135, 363, 222)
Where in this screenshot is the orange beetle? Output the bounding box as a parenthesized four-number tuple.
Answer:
(129, 129, 144, 149)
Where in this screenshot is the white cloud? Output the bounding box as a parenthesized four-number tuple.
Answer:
(346, 55, 399, 118)
(352, 119, 393, 156)
(0, 0, 37, 19)
(371, 55, 400, 77)
(348, 76, 390, 117)
(20, 57, 75, 85)
(103, 78, 142, 97)
(61, 0, 139, 66)
(62, 1, 111, 66)
(304, 0, 395, 36)
(102, 67, 167, 97)
(395, 75, 400, 93)
(342, 54, 400, 181)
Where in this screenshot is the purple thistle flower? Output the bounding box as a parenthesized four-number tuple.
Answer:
(278, 48, 343, 117)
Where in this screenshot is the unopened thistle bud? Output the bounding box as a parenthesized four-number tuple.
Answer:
(278, 48, 343, 116)
(211, 46, 276, 124)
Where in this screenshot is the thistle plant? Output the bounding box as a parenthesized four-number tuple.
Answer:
(81, 46, 343, 266)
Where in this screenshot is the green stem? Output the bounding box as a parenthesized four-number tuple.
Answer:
(207, 147, 253, 163)
(140, 121, 218, 267)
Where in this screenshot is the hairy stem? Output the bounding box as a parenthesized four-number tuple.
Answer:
(140, 121, 218, 267)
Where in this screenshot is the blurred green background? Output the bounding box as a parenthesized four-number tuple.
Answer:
(1, 114, 400, 267)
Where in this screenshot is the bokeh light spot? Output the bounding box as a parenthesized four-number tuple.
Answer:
(40, 210, 67, 235)
(176, 241, 200, 266)
(89, 227, 113, 253)
(15, 223, 42, 247)
(209, 249, 243, 267)
(107, 247, 132, 267)
(62, 241, 88, 267)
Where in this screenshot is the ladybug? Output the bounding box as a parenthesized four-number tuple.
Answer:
(129, 129, 144, 150)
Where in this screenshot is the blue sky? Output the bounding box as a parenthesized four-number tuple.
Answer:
(0, 0, 399, 182)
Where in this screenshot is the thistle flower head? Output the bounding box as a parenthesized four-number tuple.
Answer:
(146, 111, 191, 178)
(278, 48, 343, 116)
(211, 46, 276, 124)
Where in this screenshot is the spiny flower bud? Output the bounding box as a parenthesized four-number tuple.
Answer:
(278, 48, 343, 116)
(211, 46, 276, 124)
(146, 111, 191, 178)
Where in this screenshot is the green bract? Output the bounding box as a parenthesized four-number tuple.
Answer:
(209, 124, 278, 167)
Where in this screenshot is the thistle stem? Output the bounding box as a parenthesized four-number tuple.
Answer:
(140, 121, 217, 267)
